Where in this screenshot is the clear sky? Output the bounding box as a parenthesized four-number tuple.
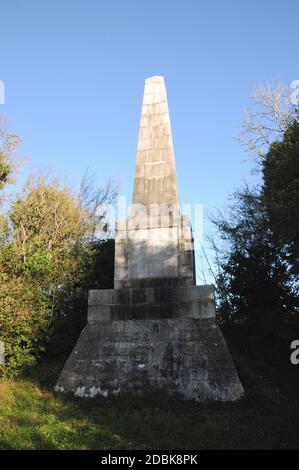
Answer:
(1, 0, 298, 281)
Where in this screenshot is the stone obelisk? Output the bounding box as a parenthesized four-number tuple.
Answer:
(55, 76, 244, 401)
(114, 76, 195, 289)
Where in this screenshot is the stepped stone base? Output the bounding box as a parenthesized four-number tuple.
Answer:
(55, 285, 244, 401)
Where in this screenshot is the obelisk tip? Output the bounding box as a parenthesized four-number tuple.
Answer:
(145, 75, 165, 84)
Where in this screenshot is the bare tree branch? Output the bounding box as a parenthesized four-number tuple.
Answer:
(78, 171, 118, 240)
(236, 81, 297, 161)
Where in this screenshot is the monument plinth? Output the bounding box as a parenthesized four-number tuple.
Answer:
(55, 76, 244, 401)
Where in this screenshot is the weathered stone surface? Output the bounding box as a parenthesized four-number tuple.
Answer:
(114, 76, 195, 289)
(133, 76, 179, 209)
(114, 215, 195, 289)
(56, 76, 244, 401)
(55, 319, 243, 401)
(87, 285, 216, 322)
(57, 281, 243, 400)
(88, 285, 215, 306)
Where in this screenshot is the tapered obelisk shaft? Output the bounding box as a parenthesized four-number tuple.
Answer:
(133, 76, 180, 209)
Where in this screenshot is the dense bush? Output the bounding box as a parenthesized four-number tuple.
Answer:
(0, 277, 50, 377)
(0, 171, 116, 377)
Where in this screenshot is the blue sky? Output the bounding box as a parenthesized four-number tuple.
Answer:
(1, 0, 298, 281)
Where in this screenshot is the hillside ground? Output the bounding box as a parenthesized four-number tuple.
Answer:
(0, 327, 299, 450)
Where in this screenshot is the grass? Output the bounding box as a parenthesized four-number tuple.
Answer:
(0, 379, 133, 450)
(1, 329, 299, 450)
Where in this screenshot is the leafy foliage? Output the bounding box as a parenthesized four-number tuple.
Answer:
(263, 121, 299, 274)
(0, 118, 20, 191)
(0, 174, 116, 378)
(0, 277, 50, 377)
(214, 121, 299, 335)
(214, 187, 297, 333)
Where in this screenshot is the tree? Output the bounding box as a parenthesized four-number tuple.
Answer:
(212, 185, 297, 335)
(0, 177, 90, 376)
(8, 176, 90, 279)
(262, 121, 299, 274)
(0, 117, 20, 191)
(0, 174, 117, 377)
(236, 81, 297, 162)
(213, 82, 299, 336)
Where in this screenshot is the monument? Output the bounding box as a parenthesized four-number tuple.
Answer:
(55, 76, 244, 401)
